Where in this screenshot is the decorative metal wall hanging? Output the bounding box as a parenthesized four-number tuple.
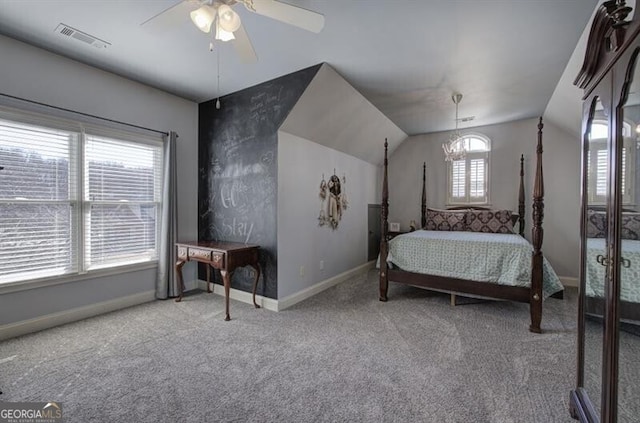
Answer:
(318, 170, 348, 229)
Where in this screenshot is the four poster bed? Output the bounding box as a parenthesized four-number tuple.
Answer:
(378, 117, 563, 333)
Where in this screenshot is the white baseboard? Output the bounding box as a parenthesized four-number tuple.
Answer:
(197, 261, 375, 312)
(196, 280, 280, 312)
(0, 290, 156, 341)
(277, 261, 375, 311)
(559, 276, 578, 288)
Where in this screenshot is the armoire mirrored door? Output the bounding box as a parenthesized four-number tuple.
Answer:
(581, 94, 609, 420)
(614, 44, 640, 423)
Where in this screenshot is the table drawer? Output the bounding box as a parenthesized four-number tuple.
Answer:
(188, 247, 212, 261)
(210, 252, 224, 268)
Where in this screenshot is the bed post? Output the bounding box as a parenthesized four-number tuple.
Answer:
(530, 117, 544, 333)
(518, 154, 525, 237)
(379, 139, 389, 302)
(421, 162, 426, 229)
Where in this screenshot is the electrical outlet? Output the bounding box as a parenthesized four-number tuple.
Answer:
(299, 266, 305, 277)
(319, 260, 324, 271)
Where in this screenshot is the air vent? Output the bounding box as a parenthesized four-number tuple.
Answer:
(54, 24, 110, 49)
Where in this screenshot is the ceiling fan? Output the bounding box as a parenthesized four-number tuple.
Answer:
(141, 0, 325, 63)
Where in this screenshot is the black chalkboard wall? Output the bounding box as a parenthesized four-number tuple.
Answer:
(198, 64, 321, 299)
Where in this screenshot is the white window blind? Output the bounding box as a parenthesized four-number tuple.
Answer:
(84, 135, 162, 270)
(587, 150, 591, 193)
(0, 109, 164, 286)
(0, 119, 78, 283)
(587, 137, 634, 205)
(596, 149, 608, 198)
(622, 147, 627, 195)
(469, 158, 485, 199)
(451, 160, 466, 199)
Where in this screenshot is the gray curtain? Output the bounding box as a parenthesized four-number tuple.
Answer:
(156, 131, 178, 299)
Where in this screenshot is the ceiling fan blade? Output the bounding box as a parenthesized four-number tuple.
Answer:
(233, 24, 258, 63)
(247, 0, 325, 33)
(140, 0, 198, 32)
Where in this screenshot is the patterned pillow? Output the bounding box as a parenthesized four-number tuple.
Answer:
(465, 209, 514, 234)
(424, 208, 466, 231)
(586, 210, 606, 238)
(586, 210, 640, 239)
(622, 213, 640, 240)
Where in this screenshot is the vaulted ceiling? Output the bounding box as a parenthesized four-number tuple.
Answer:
(0, 0, 598, 136)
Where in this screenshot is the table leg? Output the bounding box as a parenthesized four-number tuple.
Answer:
(175, 259, 186, 302)
(250, 263, 262, 309)
(220, 269, 231, 321)
(206, 264, 212, 293)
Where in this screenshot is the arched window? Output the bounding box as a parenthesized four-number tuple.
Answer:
(447, 134, 491, 205)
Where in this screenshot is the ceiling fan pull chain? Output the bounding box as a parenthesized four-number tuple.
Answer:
(209, 18, 215, 51)
(216, 45, 221, 109)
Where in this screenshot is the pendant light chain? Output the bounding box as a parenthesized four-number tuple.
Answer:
(216, 45, 221, 109)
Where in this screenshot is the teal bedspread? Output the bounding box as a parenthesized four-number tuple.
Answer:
(586, 238, 640, 303)
(387, 230, 564, 298)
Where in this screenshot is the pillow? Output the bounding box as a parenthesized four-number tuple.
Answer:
(586, 210, 640, 240)
(465, 209, 514, 234)
(586, 210, 606, 238)
(622, 212, 640, 240)
(424, 208, 466, 231)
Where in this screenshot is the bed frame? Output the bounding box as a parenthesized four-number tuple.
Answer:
(379, 117, 547, 333)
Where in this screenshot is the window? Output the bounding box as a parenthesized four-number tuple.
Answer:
(447, 134, 490, 205)
(0, 110, 163, 285)
(587, 121, 635, 205)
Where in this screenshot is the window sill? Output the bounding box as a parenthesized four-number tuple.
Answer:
(0, 261, 159, 295)
(446, 203, 492, 208)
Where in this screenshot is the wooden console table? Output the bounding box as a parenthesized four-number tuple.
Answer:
(175, 241, 261, 321)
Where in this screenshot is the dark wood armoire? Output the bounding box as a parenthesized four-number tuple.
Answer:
(571, 1, 640, 422)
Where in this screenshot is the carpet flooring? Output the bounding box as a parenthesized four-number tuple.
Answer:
(1, 269, 581, 422)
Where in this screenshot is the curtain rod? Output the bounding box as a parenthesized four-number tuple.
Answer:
(0, 92, 169, 136)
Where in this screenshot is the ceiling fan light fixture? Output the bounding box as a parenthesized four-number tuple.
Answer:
(190, 5, 215, 33)
(217, 4, 241, 33)
(215, 20, 236, 42)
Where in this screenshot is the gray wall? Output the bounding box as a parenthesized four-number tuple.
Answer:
(0, 35, 198, 326)
(280, 63, 407, 165)
(276, 63, 400, 300)
(387, 117, 581, 278)
(277, 132, 378, 298)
